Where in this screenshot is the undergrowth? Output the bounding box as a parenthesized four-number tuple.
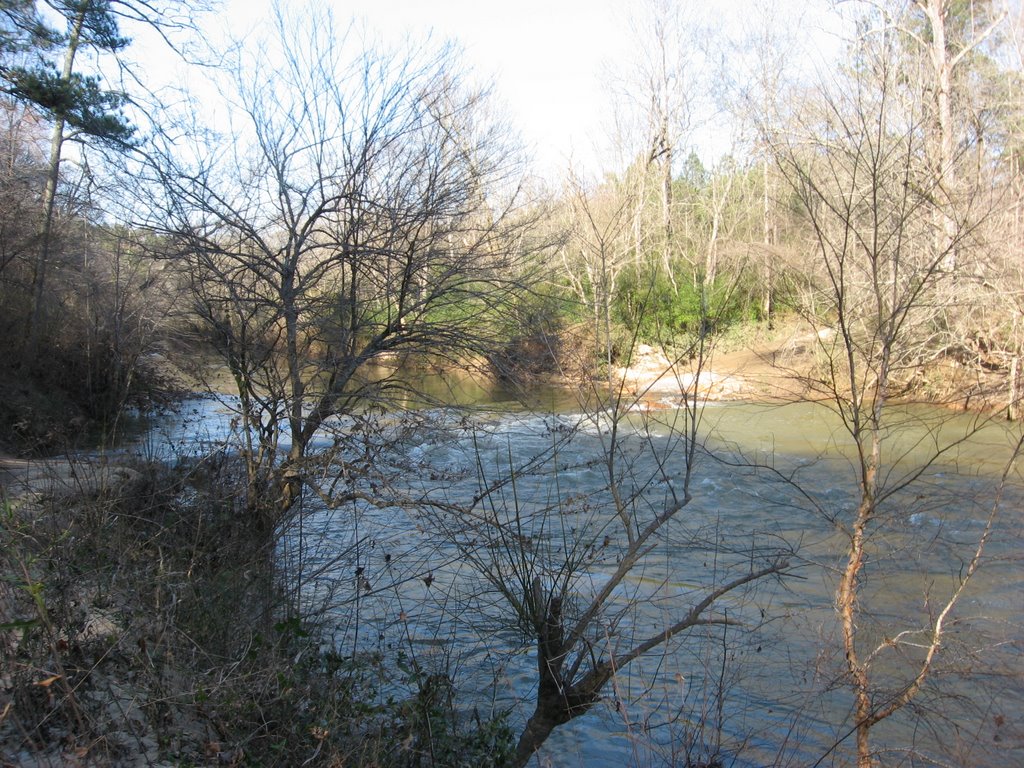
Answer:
(0, 450, 514, 766)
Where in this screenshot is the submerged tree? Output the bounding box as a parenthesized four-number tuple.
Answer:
(425, 349, 791, 765)
(410, 254, 790, 765)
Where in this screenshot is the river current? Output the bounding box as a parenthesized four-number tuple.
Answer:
(147, 386, 1023, 768)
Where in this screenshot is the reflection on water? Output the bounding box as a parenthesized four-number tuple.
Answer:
(354, 363, 584, 413)
(144, 381, 1023, 768)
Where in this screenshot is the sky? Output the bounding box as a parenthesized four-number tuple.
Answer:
(210, 0, 629, 178)
(124, 0, 845, 180)
(337, 0, 628, 176)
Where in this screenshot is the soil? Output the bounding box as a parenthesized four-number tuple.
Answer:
(615, 322, 821, 405)
(615, 320, 1012, 414)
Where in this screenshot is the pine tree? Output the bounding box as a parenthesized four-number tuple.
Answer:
(0, 1, 134, 366)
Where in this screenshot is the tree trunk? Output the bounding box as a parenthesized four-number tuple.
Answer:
(23, 6, 87, 368)
(512, 582, 609, 766)
(923, 0, 958, 273)
(513, 694, 570, 767)
(703, 170, 732, 290)
(838, 505, 874, 768)
(916, 0, 1004, 275)
(761, 159, 774, 324)
(660, 116, 676, 293)
(1010, 353, 1021, 421)
(512, 654, 612, 767)
(24, 116, 65, 367)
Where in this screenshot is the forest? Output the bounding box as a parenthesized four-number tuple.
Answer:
(1, 1, 1022, 767)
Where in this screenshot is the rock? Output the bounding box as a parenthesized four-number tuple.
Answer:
(77, 609, 122, 645)
(616, 347, 743, 401)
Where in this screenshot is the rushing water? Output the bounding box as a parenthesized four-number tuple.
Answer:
(146, 386, 1023, 767)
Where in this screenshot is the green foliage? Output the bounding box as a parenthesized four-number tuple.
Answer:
(0, 0, 134, 144)
(613, 264, 761, 344)
(62, 0, 130, 50)
(419, 291, 491, 328)
(0, 0, 61, 54)
(3, 65, 132, 141)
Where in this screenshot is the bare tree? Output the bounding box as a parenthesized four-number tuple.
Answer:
(0, 0, 216, 370)
(411, 245, 791, 765)
(725, 2, 805, 323)
(768, 12, 1022, 765)
(607, 0, 711, 291)
(908, 0, 1006, 271)
(0, 98, 44, 290)
(138, 7, 536, 525)
(695, 155, 739, 290)
(4, 1, 131, 367)
(997, 0, 1024, 418)
(557, 169, 638, 376)
(417, 358, 790, 766)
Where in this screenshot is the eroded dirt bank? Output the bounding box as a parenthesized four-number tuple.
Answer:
(614, 322, 1013, 414)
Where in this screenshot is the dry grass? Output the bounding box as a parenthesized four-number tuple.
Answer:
(0, 448, 516, 767)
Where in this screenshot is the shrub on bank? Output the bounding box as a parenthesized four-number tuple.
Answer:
(0, 452, 515, 766)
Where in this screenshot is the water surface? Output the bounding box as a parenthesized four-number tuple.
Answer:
(148, 385, 1023, 767)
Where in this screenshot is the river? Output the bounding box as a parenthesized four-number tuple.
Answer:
(147, 383, 1023, 767)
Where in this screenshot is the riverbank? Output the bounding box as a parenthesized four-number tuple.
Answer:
(0, 452, 349, 766)
(0, 452, 265, 767)
(0, 439, 516, 766)
(2, 339, 1020, 766)
(614, 320, 1015, 414)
